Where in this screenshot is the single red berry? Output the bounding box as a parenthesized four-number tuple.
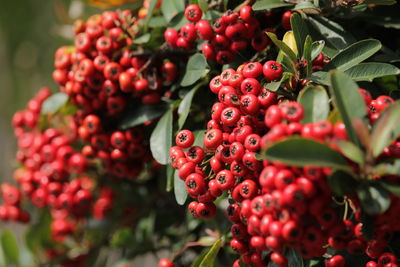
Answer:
(325, 255, 345, 267)
(263, 61, 283, 82)
(184, 4, 203, 22)
(159, 258, 175, 267)
(242, 62, 263, 78)
(176, 130, 195, 148)
(281, 11, 293, 30)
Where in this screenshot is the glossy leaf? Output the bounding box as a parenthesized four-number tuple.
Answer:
(345, 63, 400, 82)
(303, 35, 313, 76)
(290, 13, 308, 57)
(174, 171, 187, 205)
(143, 0, 159, 27)
(41, 92, 68, 114)
(267, 32, 298, 62)
(1, 230, 19, 265)
(334, 140, 365, 164)
(263, 137, 350, 170)
(297, 85, 329, 123)
(150, 109, 173, 165)
(370, 101, 400, 157)
(161, 0, 184, 22)
(309, 71, 329, 85)
(311, 40, 325, 60)
(307, 16, 355, 54)
(181, 53, 209, 87)
(178, 86, 199, 129)
(365, 0, 396, 5)
(329, 70, 367, 147)
(119, 104, 168, 130)
(374, 160, 400, 176)
(133, 33, 151, 44)
(166, 165, 175, 192)
(286, 248, 304, 267)
(358, 183, 391, 215)
(169, 12, 187, 30)
(198, 0, 208, 13)
(328, 170, 358, 196)
(191, 248, 210, 267)
(193, 129, 206, 147)
(253, 0, 293, 10)
(293, 1, 319, 11)
(199, 239, 222, 267)
(381, 180, 400, 197)
(325, 39, 381, 71)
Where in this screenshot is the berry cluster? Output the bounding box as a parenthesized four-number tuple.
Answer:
(53, 10, 179, 177)
(10, 88, 92, 240)
(170, 60, 400, 266)
(164, 5, 282, 65)
(55, 10, 177, 112)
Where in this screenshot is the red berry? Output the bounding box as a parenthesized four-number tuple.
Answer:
(263, 61, 283, 82)
(185, 4, 203, 22)
(176, 130, 195, 148)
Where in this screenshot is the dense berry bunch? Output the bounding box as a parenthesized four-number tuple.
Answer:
(164, 5, 284, 65)
(170, 60, 400, 266)
(52, 9, 179, 177)
(5, 87, 140, 249)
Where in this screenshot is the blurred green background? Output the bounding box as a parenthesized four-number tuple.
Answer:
(0, 0, 113, 182)
(0, 0, 72, 182)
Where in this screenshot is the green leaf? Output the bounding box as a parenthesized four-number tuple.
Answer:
(286, 248, 304, 267)
(311, 40, 325, 60)
(198, 0, 208, 13)
(150, 109, 173, 165)
(303, 35, 313, 76)
(381, 180, 400, 197)
(263, 137, 350, 170)
(181, 53, 209, 87)
(1, 230, 19, 265)
(25, 209, 51, 254)
(374, 160, 400, 176)
(252, 0, 294, 10)
(309, 71, 329, 85)
(297, 85, 329, 123)
(191, 248, 210, 267)
(41, 92, 68, 114)
(166, 165, 175, 192)
(169, 12, 187, 30)
(174, 171, 188, 205)
(119, 104, 168, 130)
(364, 0, 396, 5)
(199, 239, 222, 267)
(328, 170, 358, 196)
(133, 33, 151, 44)
(178, 86, 199, 129)
(293, 1, 319, 11)
(357, 183, 391, 215)
(334, 140, 365, 164)
(329, 70, 367, 147)
(193, 129, 206, 147)
(110, 228, 134, 248)
(307, 16, 355, 54)
(143, 0, 159, 27)
(161, 0, 185, 22)
(370, 101, 400, 157)
(149, 16, 167, 28)
(344, 63, 400, 82)
(198, 236, 218, 246)
(267, 32, 298, 63)
(290, 13, 308, 57)
(325, 39, 381, 71)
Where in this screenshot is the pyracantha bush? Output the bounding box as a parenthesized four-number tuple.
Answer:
(3, 0, 400, 267)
